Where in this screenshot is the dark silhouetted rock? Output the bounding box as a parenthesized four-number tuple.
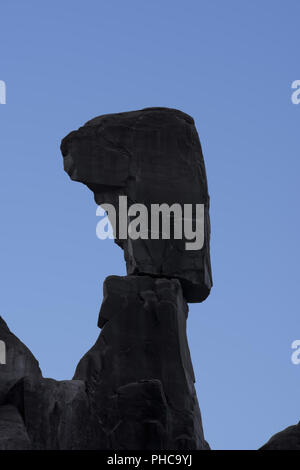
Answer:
(0, 276, 209, 450)
(61, 107, 212, 303)
(260, 422, 300, 450)
(74, 275, 208, 450)
(0, 108, 211, 450)
(7, 376, 104, 450)
(0, 317, 42, 405)
(0, 404, 31, 450)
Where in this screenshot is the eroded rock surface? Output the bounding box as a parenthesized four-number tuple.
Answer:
(260, 422, 300, 450)
(75, 275, 208, 450)
(0, 404, 31, 450)
(0, 317, 42, 406)
(0, 107, 210, 450)
(61, 107, 212, 302)
(7, 377, 97, 450)
(0, 278, 208, 449)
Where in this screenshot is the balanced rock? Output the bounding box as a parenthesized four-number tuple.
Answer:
(0, 107, 211, 450)
(61, 107, 212, 302)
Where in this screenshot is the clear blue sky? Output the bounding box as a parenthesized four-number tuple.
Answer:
(1, 0, 299, 450)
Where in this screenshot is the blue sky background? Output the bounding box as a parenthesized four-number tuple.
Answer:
(0, 0, 299, 450)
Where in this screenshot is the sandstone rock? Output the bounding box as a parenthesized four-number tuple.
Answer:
(61, 107, 212, 303)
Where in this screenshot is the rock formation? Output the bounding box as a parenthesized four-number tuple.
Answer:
(0, 317, 41, 450)
(75, 276, 207, 450)
(0, 317, 42, 406)
(260, 423, 300, 450)
(0, 278, 209, 449)
(0, 107, 211, 450)
(61, 107, 212, 303)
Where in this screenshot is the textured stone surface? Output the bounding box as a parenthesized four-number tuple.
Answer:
(0, 107, 211, 450)
(75, 275, 208, 450)
(7, 377, 96, 450)
(61, 107, 212, 302)
(0, 277, 208, 449)
(260, 422, 300, 450)
(0, 404, 31, 450)
(0, 317, 42, 405)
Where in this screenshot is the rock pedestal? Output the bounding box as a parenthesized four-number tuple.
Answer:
(75, 276, 208, 450)
(0, 278, 208, 449)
